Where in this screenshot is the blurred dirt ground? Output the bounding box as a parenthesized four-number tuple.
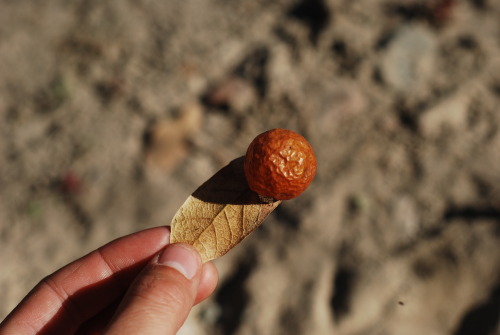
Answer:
(1, 0, 499, 334)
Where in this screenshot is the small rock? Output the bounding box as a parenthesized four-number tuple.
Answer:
(381, 25, 438, 94)
(393, 195, 420, 240)
(178, 102, 204, 136)
(419, 93, 469, 138)
(206, 77, 257, 113)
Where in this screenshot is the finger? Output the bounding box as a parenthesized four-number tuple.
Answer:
(103, 243, 203, 335)
(75, 299, 120, 335)
(0, 227, 170, 335)
(195, 262, 219, 304)
(76, 260, 218, 334)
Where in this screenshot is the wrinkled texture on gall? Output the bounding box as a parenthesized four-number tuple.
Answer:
(244, 129, 317, 200)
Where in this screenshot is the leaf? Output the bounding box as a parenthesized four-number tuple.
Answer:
(170, 157, 281, 262)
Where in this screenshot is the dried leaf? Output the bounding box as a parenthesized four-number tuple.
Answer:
(170, 157, 281, 262)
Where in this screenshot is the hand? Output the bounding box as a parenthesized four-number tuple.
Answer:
(0, 227, 218, 335)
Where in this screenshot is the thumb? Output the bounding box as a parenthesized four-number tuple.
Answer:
(104, 243, 202, 335)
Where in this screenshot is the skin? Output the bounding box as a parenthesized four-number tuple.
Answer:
(0, 227, 218, 335)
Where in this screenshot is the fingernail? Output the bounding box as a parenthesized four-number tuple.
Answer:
(157, 244, 200, 280)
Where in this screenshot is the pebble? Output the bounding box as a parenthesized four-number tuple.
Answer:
(206, 77, 257, 113)
(419, 93, 469, 138)
(393, 195, 420, 240)
(381, 25, 438, 94)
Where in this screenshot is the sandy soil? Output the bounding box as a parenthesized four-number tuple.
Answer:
(1, 0, 499, 334)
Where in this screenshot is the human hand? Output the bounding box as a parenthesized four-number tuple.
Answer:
(0, 227, 218, 335)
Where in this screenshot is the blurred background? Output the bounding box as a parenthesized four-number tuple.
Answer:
(1, 0, 499, 334)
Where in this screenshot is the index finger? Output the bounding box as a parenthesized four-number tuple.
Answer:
(0, 226, 170, 335)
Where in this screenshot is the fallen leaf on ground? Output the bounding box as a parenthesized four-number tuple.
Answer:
(144, 102, 203, 173)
